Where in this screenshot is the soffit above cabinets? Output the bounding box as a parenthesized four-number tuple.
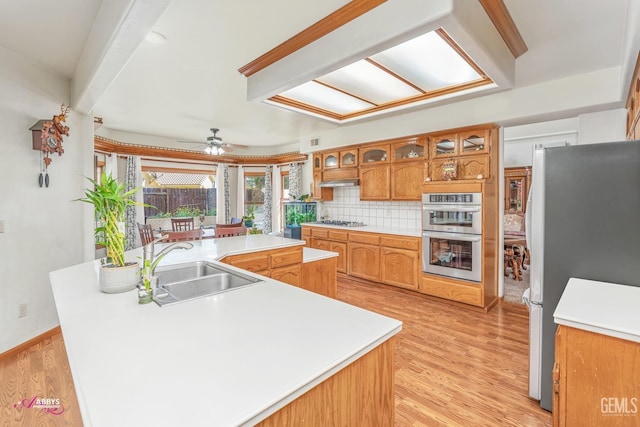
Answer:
(242, 0, 518, 124)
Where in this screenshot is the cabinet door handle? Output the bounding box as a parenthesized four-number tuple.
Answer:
(552, 362, 560, 393)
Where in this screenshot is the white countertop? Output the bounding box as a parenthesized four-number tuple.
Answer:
(554, 277, 640, 343)
(302, 222, 421, 237)
(50, 234, 401, 426)
(302, 247, 339, 263)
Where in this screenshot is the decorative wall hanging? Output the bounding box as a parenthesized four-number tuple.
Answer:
(441, 160, 458, 180)
(30, 104, 70, 187)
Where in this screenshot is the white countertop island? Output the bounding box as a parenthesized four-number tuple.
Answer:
(50, 235, 401, 426)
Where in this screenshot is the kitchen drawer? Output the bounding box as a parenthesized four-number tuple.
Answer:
(312, 228, 329, 238)
(270, 248, 302, 267)
(222, 253, 269, 272)
(380, 235, 420, 251)
(419, 275, 482, 306)
(349, 232, 380, 245)
(328, 230, 349, 241)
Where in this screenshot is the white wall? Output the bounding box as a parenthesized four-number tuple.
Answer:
(504, 118, 579, 167)
(0, 48, 91, 352)
(577, 108, 627, 144)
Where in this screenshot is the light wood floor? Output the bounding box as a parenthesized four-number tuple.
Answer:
(0, 277, 551, 426)
(337, 276, 551, 426)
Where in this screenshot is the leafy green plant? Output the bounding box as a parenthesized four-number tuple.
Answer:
(206, 208, 217, 216)
(76, 171, 149, 267)
(174, 206, 203, 217)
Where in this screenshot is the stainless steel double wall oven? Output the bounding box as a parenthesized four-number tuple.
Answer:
(421, 192, 483, 282)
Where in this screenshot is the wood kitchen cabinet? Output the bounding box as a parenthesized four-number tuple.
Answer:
(553, 325, 640, 426)
(380, 236, 420, 290)
(323, 152, 339, 169)
(390, 162, 427, 200)
(359, 144, 390, 164)
(312, 170, 333, 201)
(305, 227, 349, 273)
(504, 166, 532, 213)
(391, 137, 426, 161)
(312, 153, 322, 171)
(429, 154, 490, 181)
(340, 149, 358, 168)
(360, 165, 390, 200)
(429, 127, 490, 158)
(221, 246, 302, 286)
(348, 232, 381, 282)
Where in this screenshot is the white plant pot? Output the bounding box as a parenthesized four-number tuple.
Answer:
(99, 262, 141, 293)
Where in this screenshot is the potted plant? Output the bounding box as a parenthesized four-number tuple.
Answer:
(242, 205, 257, 228)
(77, 171, 148, 293)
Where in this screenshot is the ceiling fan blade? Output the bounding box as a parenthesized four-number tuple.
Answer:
(177, 139, 207, 144)
(225, 143, 248, 149)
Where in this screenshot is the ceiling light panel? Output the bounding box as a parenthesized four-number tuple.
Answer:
(371, 31, 482, 91)
(317, 60, 421, 104)
(279, 81, 374, 114)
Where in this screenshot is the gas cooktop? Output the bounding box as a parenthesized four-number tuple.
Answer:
(312, 220, 367, 227)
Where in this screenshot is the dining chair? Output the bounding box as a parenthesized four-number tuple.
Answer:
(171, 217, 194, 231)
(215, 223, 247, 238)
(138, 223, 155, 246)
(162, 229, 203, 242)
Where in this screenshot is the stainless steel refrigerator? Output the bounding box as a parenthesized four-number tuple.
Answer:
(526, 140, 640, 411)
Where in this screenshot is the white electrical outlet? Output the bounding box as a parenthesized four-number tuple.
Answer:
(18, 303, 27, 318)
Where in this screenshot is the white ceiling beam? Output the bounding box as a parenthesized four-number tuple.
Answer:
(72, 0, 171, 114)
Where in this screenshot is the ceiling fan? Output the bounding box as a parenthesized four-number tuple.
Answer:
(178, 128, 246, 155)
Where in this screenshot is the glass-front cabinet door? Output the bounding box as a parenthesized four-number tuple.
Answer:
(340, 150, 358, 168)
(459, 129, 490, 156)
(313, 153, 322, 171)
(322, 152, 339, 169)
(359, 144, 390, 164)
(392, 138, 426, 162)
(430, 133, 457, 158)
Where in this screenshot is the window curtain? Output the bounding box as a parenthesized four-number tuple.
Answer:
(289, 162, 302, 200)
(236, 165, 245, 219)
(263, 165, 272, 234)
(124, 155, 140, 249)
(216, 164, 227, 225)
(271, 165, 282, 233)
(224, 165, 230, 223)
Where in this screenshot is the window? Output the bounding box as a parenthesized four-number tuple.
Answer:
(141, 169, 217, 220)
(244, 173, 265, 218)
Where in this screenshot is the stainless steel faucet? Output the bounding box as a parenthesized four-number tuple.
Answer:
(142, 238, 193, 288)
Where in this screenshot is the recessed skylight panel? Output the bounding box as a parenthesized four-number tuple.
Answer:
(371, 31, 481, 91)
(279, 81, 374, 114)
(317, 60, 421, 104)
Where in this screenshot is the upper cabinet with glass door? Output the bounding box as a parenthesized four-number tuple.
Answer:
(313, 153, 322, 171)
(322, 152, 339, 169)
(458, 128, 490, 156)
(340, 149, 358, 168)
(359, 144, 390, 165)
(392, 137, 427, 162)
(429, 127, 490, 158)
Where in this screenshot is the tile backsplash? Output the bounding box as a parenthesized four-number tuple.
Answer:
(317, 187, 421, 230)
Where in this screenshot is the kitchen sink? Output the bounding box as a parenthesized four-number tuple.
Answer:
(152, 261, 264, 306)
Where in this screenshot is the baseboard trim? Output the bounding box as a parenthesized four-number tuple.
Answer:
(0, 326, 61, 360)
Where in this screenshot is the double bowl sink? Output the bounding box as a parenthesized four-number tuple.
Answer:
(152, 261, 265, 306)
